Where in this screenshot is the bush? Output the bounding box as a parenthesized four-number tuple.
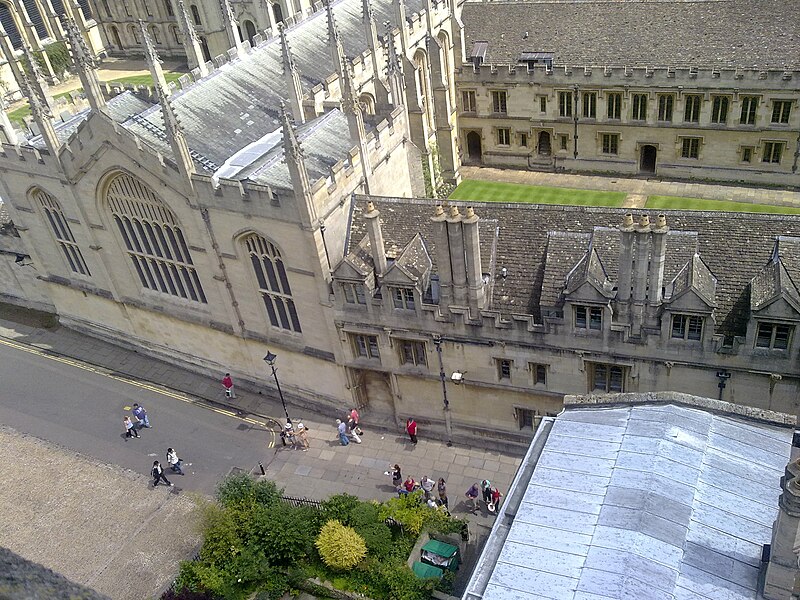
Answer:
(216, 474, 282, 508)
(354, 522, 393, 558)
(315, 520, 367, 570)
(197, 504, 241, 571)
(321, 493, 361, 525)
(349, 501, 381, 528)
(248, 502, 321, 566)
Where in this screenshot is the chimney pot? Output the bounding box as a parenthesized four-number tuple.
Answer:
(434, 204, 444, 217)
(623, 213, 634, 228)
(366, 200, 376, 213)
(449, 205, 460, 218)
(465, 206, 475, 218)
(656, 214, 667, 229)
(639, 214, 650, 228)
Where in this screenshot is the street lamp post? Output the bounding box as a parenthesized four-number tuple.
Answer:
(433, 336, 453, 447)
(264, 351, 290, 421)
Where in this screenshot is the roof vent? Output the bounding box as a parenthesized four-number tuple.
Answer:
(366, 200, 376, 213)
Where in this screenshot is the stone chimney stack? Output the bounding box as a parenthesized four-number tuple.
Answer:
(647, 214, 669, 323)
(431, 204, 452, 311)
(447, 205, 468, 305)
(364, 201, 387, 277)
(763, 456, 800, 599)
(462, 206, 484, 316)
(616, 213, 635, 319)
(631, 214, 651, 333)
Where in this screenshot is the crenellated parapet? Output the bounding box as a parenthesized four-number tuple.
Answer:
(458, 62, 800, 92)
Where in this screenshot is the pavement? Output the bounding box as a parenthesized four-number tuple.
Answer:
(461, 165, 800, 209)
(0, 303, 522, 594)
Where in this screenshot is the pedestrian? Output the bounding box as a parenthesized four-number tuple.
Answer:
(222, 373, 236, 399)
(405, 417, 418, 444)
(481, 479, 493, 507)
(166, 448, 185, 475)
(132, 403, 151, 428)
(152, 461, 173, 487)
(420, 475, 435, 500)
(124, 416, 139, 438)
(399, 475, 416, 495)
(465, 482, 480, 514)
(490, 487, 503, 514)
(336, 419, 349, 446)
(349, 423, 362, 444)
(284, 421, 297, 448)
(295, 422, 309, 451)
(437, 477, 448, 509)
(348, 408, 362, 436)
(390, 464, 402, 489)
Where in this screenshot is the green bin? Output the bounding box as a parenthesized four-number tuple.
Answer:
(412, 560, 444, 580)
(420, 539, 460, 572)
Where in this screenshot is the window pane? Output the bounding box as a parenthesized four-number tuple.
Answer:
(368, 336, 380, 358)
(609, 367, 624, 392)
(416, 343, 426, 365)
(535, 365, 546, 384)
(576, 306, 587, 328)
(593, 364, 607, 390)
(402, 342, 413, 364)
(287, 299, 302, 332)
(672, 315, 686, 338)
(774, 325, 791, 350)
(688, 317, 702, 341)
(589, 308, 602, 330)
(756, 323, 773, 348)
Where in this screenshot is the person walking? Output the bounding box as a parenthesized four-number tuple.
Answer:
(295, 422, 309, 451)
(481, 479, 493, 508)
(399, 475, 417, 496)
(124, 416, 139, 439)
(405, 418, 418, 444)
(132, 403, 151, 428)
(348, 408, 362, 436)
(166, 448, 184, 475)
(336, 419, 350, 446)
(420, 475, 435, 501)
(349, 422, 362, 444)
(390, 464, 402, 490)
(222, 373, 236, 399)
(465, 482, 480, 514)
(437, 477, 448, 509)
(283, 421, 297, 448)
(152, 461, 173, 487)
(490, 486, 503, 514)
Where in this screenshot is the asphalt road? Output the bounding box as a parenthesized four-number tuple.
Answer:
(0, 339, 278, 494)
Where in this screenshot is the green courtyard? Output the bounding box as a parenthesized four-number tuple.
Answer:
(449, 179, 800, 215)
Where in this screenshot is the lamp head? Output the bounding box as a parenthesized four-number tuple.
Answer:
(264, 351, 277, 364)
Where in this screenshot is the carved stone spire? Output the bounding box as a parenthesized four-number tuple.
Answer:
(385, 22, 405, 109)
(281, 101, 316, 227)
(140, 20, 169, 96)
(176, 0, 208, 76)
(341, 58, 373, 193)
(61, 14, 105, 112)
(22, 72, 60, 159)
(326, 0, 345, 81)
(21, 44, 55, 111)
(393, 0, 408, 55)
(279, 23, 304, 124)
(361, 0, 389, 110)
(156, 81, 195, 182)
(219, 0, 243, 53)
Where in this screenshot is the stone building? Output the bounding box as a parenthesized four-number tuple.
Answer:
(458, 0, 800, 186)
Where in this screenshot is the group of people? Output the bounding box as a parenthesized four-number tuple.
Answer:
(280, 419, 310, 451)
(335, 408, 363, 446)
(122, 402, 188, 488)
(465, 480, 503, 515)
(388, 465, 449, 511)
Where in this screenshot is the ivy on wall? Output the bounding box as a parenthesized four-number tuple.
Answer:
(21, 42, 71, 78)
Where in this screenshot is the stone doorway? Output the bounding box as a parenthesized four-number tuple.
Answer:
(640, 145, 657, 173)
(537, 131, 552, 156)
(347, 368, 395, 418)
(466, 131, 482, 162)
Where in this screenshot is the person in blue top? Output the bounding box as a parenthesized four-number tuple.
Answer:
(132, 403, 150, 429)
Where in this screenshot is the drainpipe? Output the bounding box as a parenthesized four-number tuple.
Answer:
(573, 84, 579, 159)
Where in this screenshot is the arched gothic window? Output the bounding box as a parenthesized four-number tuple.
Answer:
(164, 0, 173, 16)
(32, 188, 91, 276)
(171, 25, 180, 45)
(0, 3, 23, 49)
(150, 25, 161, 45)
(106, 173, 207, 303)
(190, 4, 201, 25)
(130, 25, 140, 45)
(243, 234, 301, 332)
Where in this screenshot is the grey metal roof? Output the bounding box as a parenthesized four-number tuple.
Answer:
(475, 404, 791, 600)
(461, 0, 800, 69)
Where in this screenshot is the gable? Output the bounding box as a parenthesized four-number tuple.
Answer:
(752, 296, 800, 319)
(382, 264, 417, 287)
(564, 280, 611, 304)
(666, 288, 715, 312)
(332, 259, 368, 281)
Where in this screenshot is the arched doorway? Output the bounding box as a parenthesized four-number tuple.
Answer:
(358, 93, 375, 115)
(110, 25, 122, 50)
(640, 145, 657, 173)
(244, 20, 256, 45)
(272, 2, 283, 23)
(466, 131, 482, 162)
(199, 36, 211, 62)
(537, 131, 551, 156)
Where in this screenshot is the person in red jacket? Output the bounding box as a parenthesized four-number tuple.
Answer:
(222, 373, 236, 399)
(405, 418, 418, 444)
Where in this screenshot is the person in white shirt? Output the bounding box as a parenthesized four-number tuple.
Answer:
(166, 448, 184, 475)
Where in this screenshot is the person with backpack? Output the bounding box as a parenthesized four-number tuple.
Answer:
(166, 448, 184, 475)
(151, 461, 173, 487)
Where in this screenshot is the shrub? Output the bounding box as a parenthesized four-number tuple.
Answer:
(248, 502, 321, 566)
(349, 501, 381, 528)
(216, 474, 282, 508)
(315, 520, 367, 570)
(355, 522, 393, 558)
(197, 504, 241, 571)
(380, 561, 436, 600)
(321, 493, 361, 525)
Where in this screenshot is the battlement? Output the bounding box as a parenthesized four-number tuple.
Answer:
(458, 62, 800, 90)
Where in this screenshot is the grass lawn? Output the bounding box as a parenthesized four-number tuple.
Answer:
(646, 195, 800, 215)
(449, 179, 626, 207)
(7, 91, 75, 125)
(105, 72, 185, 86)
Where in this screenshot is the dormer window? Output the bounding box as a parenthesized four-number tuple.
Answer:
(756, 322, 793, 350)
(671, 315, 703, 341)
(575, 306, 602, 331)
(343, 282, 367, 305)
(392, 287, 415, 310)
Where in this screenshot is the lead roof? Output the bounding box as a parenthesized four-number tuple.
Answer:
(348, 198, 800, 340)
(461, 0, 800, 69)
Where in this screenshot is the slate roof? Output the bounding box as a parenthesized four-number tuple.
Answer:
(750, 257, 800, 312)
(665, 253, 717, 307)
(388, 232, 432, 285)
(461, 0, 800, 69)
(472, 403, 791, 600)
(117, 0, 424, 171)
(348, 198, 800, 340)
